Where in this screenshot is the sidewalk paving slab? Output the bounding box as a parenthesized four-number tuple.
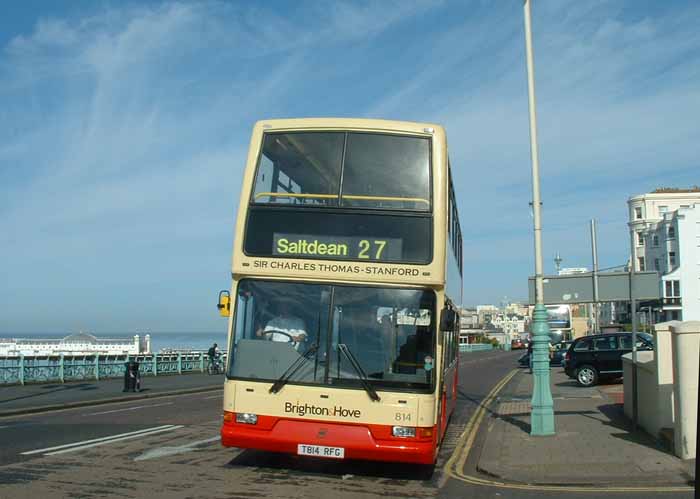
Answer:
(0, 373, 224, 416)
(476, 368, 695, 487)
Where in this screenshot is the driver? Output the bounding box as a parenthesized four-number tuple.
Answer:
(256, 300, 307, 350)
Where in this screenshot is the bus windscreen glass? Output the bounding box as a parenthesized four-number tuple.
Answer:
(252, 132, 431, 211)
(228, 280, 436, 392)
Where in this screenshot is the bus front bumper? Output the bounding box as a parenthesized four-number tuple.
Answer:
(221, 413, 437, 465)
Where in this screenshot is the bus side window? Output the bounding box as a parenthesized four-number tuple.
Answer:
(445, 331, 452, 367)
(234, 292, 255, 342)
(443, 330, 452, 368)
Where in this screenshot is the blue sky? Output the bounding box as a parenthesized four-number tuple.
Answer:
(1, 0, 698, 334)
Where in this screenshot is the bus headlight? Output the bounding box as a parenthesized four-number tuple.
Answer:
(236, 413, 258, 425)
(392, 426, 416, 438)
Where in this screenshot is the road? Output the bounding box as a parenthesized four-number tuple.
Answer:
(0, 350, 691, 498)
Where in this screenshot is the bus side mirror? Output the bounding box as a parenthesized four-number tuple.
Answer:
(440, 308, 456, 331)
(217, 290, 231, 317)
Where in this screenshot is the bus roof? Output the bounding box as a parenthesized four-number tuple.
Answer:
(253, 118, 445, 136)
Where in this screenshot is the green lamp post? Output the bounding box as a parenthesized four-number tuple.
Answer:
(523, 0, 555, 436)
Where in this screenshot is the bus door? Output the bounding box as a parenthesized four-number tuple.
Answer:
(439, 309, 458, 440)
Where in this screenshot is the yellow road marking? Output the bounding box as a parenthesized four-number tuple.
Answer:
(445, 369, 693, 493)
(443, 369, 517, 476)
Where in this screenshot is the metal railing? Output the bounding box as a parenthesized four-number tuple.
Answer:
(0, 353, 227, 385)
(459, 343, 494, 353)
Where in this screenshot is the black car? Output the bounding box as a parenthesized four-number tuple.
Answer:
(551, 341, 572, 367)
(564, 332, 653, 387)
(517, 340, 570, 368)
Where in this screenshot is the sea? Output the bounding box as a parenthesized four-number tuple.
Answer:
(0, 332, 228, 353)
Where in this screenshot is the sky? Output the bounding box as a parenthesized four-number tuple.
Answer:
(1, 0, 698, 334)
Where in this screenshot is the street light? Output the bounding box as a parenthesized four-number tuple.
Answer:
(523, 0, 555, 436)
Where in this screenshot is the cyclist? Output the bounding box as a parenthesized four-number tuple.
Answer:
(207, 343, 221, 373)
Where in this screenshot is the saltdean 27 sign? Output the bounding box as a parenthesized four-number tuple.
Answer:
(273, 233, 402, 261)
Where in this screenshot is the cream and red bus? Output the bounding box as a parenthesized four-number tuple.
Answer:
(217, 118, 463, 467)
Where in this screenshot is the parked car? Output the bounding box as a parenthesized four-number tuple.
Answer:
(564, 332, 653, 387)
(517, 341, 569, 368)
(511, 339, 526, 350)
(551, 340, 572, 367)
(518, 352, 529, 367)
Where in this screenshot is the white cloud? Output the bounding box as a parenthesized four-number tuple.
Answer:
(0, 0, 441, 332)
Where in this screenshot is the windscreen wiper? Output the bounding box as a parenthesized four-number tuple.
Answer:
(337, 343, 381, 402)
(269, 344, 319, 394)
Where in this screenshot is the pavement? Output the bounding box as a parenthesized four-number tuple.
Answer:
(475, 366, 696, 487)
(0, 372, 224, 417)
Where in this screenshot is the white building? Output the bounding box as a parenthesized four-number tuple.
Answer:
(0, 332, 151, 357)
(504, 302, 529, 316)
(476, 305, 499, 327)
(628, 189, 700, 322)
(491, 313, 528, 338)
(457, 308, 479, 328)
(599, 302, 624, 325)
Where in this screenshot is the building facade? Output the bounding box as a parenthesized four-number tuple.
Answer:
(457, 307, 479, 328)
(491, 313, 528, 338)
(476, 305, 500, 327)
(628, 189, 700, 322)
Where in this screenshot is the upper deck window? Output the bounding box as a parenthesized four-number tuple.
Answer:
(252, 132, 431, 212)
(341, 133, 430, 210)
(253, 132, 344, 206)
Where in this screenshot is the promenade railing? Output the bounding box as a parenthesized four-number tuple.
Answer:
(4, 345, 495, 385)
(459, 343, 494, 353)
(0, 352, 228, 385)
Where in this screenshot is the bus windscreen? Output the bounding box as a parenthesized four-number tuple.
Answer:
(228, 280, 436, 392)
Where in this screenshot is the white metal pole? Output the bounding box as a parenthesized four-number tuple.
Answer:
(524, 1, 544, 302)
(523, 0, 554, 436)
(629, 227, 639, 429)
(591, 219, 600, 334)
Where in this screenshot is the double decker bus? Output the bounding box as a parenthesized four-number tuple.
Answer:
(217, 118, 463, 467)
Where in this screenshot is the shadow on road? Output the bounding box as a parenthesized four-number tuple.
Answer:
(596, 403, 675, 455)
(227, 449, 434, 481)
(554, 378, 622, 389)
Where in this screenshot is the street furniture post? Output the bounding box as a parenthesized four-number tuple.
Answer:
(629, 226, 639, 429)
(591, 219, 600, 334)
(523, 0, 555, 436)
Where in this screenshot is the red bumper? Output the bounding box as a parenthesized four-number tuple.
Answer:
(221, 414, 437, 465)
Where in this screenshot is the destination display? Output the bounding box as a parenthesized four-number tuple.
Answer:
(244, 208, 432, 264)
(273, 233, 402, 261)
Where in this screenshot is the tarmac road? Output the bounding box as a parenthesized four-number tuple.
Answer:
(0, 388, 225, 466)
(1, 350, 691, 498)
